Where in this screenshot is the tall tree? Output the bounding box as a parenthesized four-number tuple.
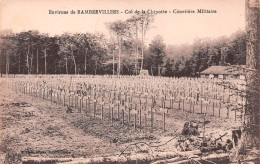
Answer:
(0, 30, 17, 75)
(107, 20, 129, 75)
(39, 33, 52, 74)
(138, 14, 154, 70)
(126, 15, 141, 75)
(17, 31, 37, 74)
(164, 57, 174, 77)
(58, 33, 74, 74)
(148, 35, 166, 76)
(231, 0, 260, 161)
(244, 0, 260, 144)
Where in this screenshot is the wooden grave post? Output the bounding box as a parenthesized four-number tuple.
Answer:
(125, 100, 130, 123)
(200, 98, 203, 114)
(79, 92, 82, 113)
(131, 103, 138, 131)
(139, 100, 142, 126)
(50, 89, 53, 104)
(144, 109, 147, 137)
(149, 105, 154, 133)
(63, 89, 66, 107)
(121, 100, 125, 126)
(93, 94, 97, 118)
(87, 95, 91, 116)
(110, 100, 114, 123)
(101, 96, 104, 121)
(160, 107, 168, 132)
(219, 99, 221, 117)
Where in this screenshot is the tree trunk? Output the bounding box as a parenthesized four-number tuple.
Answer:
(244, 0, 260, 139)
(36, 48, 39, 74)
(65, 53, 68, 74)
(18, 52, 20, 74)
(5, 53, 9, 75)
(27, 46, 30, 74)
(72, 51, 77, 74)
(44, 48, 47, 74)
(0, 51, 2, 77)
(30, 48, 33, 74)
(113, 50, 115, 75)
(85, 48, 88, 75)
(135, 26, 139, 75)
(141, 25, 144, 70)
(158, 64, 160, 76)
(95, 60, 97, 75)
(232, 1, 260, 160)
(118, 36, 121, 76)
(134, 44, 137, 75)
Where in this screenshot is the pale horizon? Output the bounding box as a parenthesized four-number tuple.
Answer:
(0, 0, 245, 45)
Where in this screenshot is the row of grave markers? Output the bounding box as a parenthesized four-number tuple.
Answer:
(9, 80, 171, 134)
(8, 76, 246, 133)
(10, 77, 246, 119)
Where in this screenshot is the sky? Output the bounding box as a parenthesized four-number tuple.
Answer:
(0, 0, 246, 45)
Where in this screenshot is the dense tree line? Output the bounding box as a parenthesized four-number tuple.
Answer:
(161, 30, 246, 77)
(0, 14, 246, 76)
(0, 30, 108, 75)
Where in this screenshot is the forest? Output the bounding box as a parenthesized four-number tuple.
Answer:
(0, 14, 246, 77)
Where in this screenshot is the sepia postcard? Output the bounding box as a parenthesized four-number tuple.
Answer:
(0, 0, 259, 163)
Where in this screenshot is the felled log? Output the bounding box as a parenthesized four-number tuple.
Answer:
(22, 150, 202, 164)
(173, 153, 230, 164)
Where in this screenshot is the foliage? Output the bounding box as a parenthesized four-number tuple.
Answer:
(171, 30, 246, 77)
(0, 27, 246, 76)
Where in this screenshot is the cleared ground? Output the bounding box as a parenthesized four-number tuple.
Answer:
(0, 79, 241, 163)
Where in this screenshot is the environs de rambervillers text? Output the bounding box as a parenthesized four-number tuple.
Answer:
(48, 9, 217, 14)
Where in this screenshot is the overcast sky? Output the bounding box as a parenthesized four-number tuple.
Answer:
(0, 0, 245, 45)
